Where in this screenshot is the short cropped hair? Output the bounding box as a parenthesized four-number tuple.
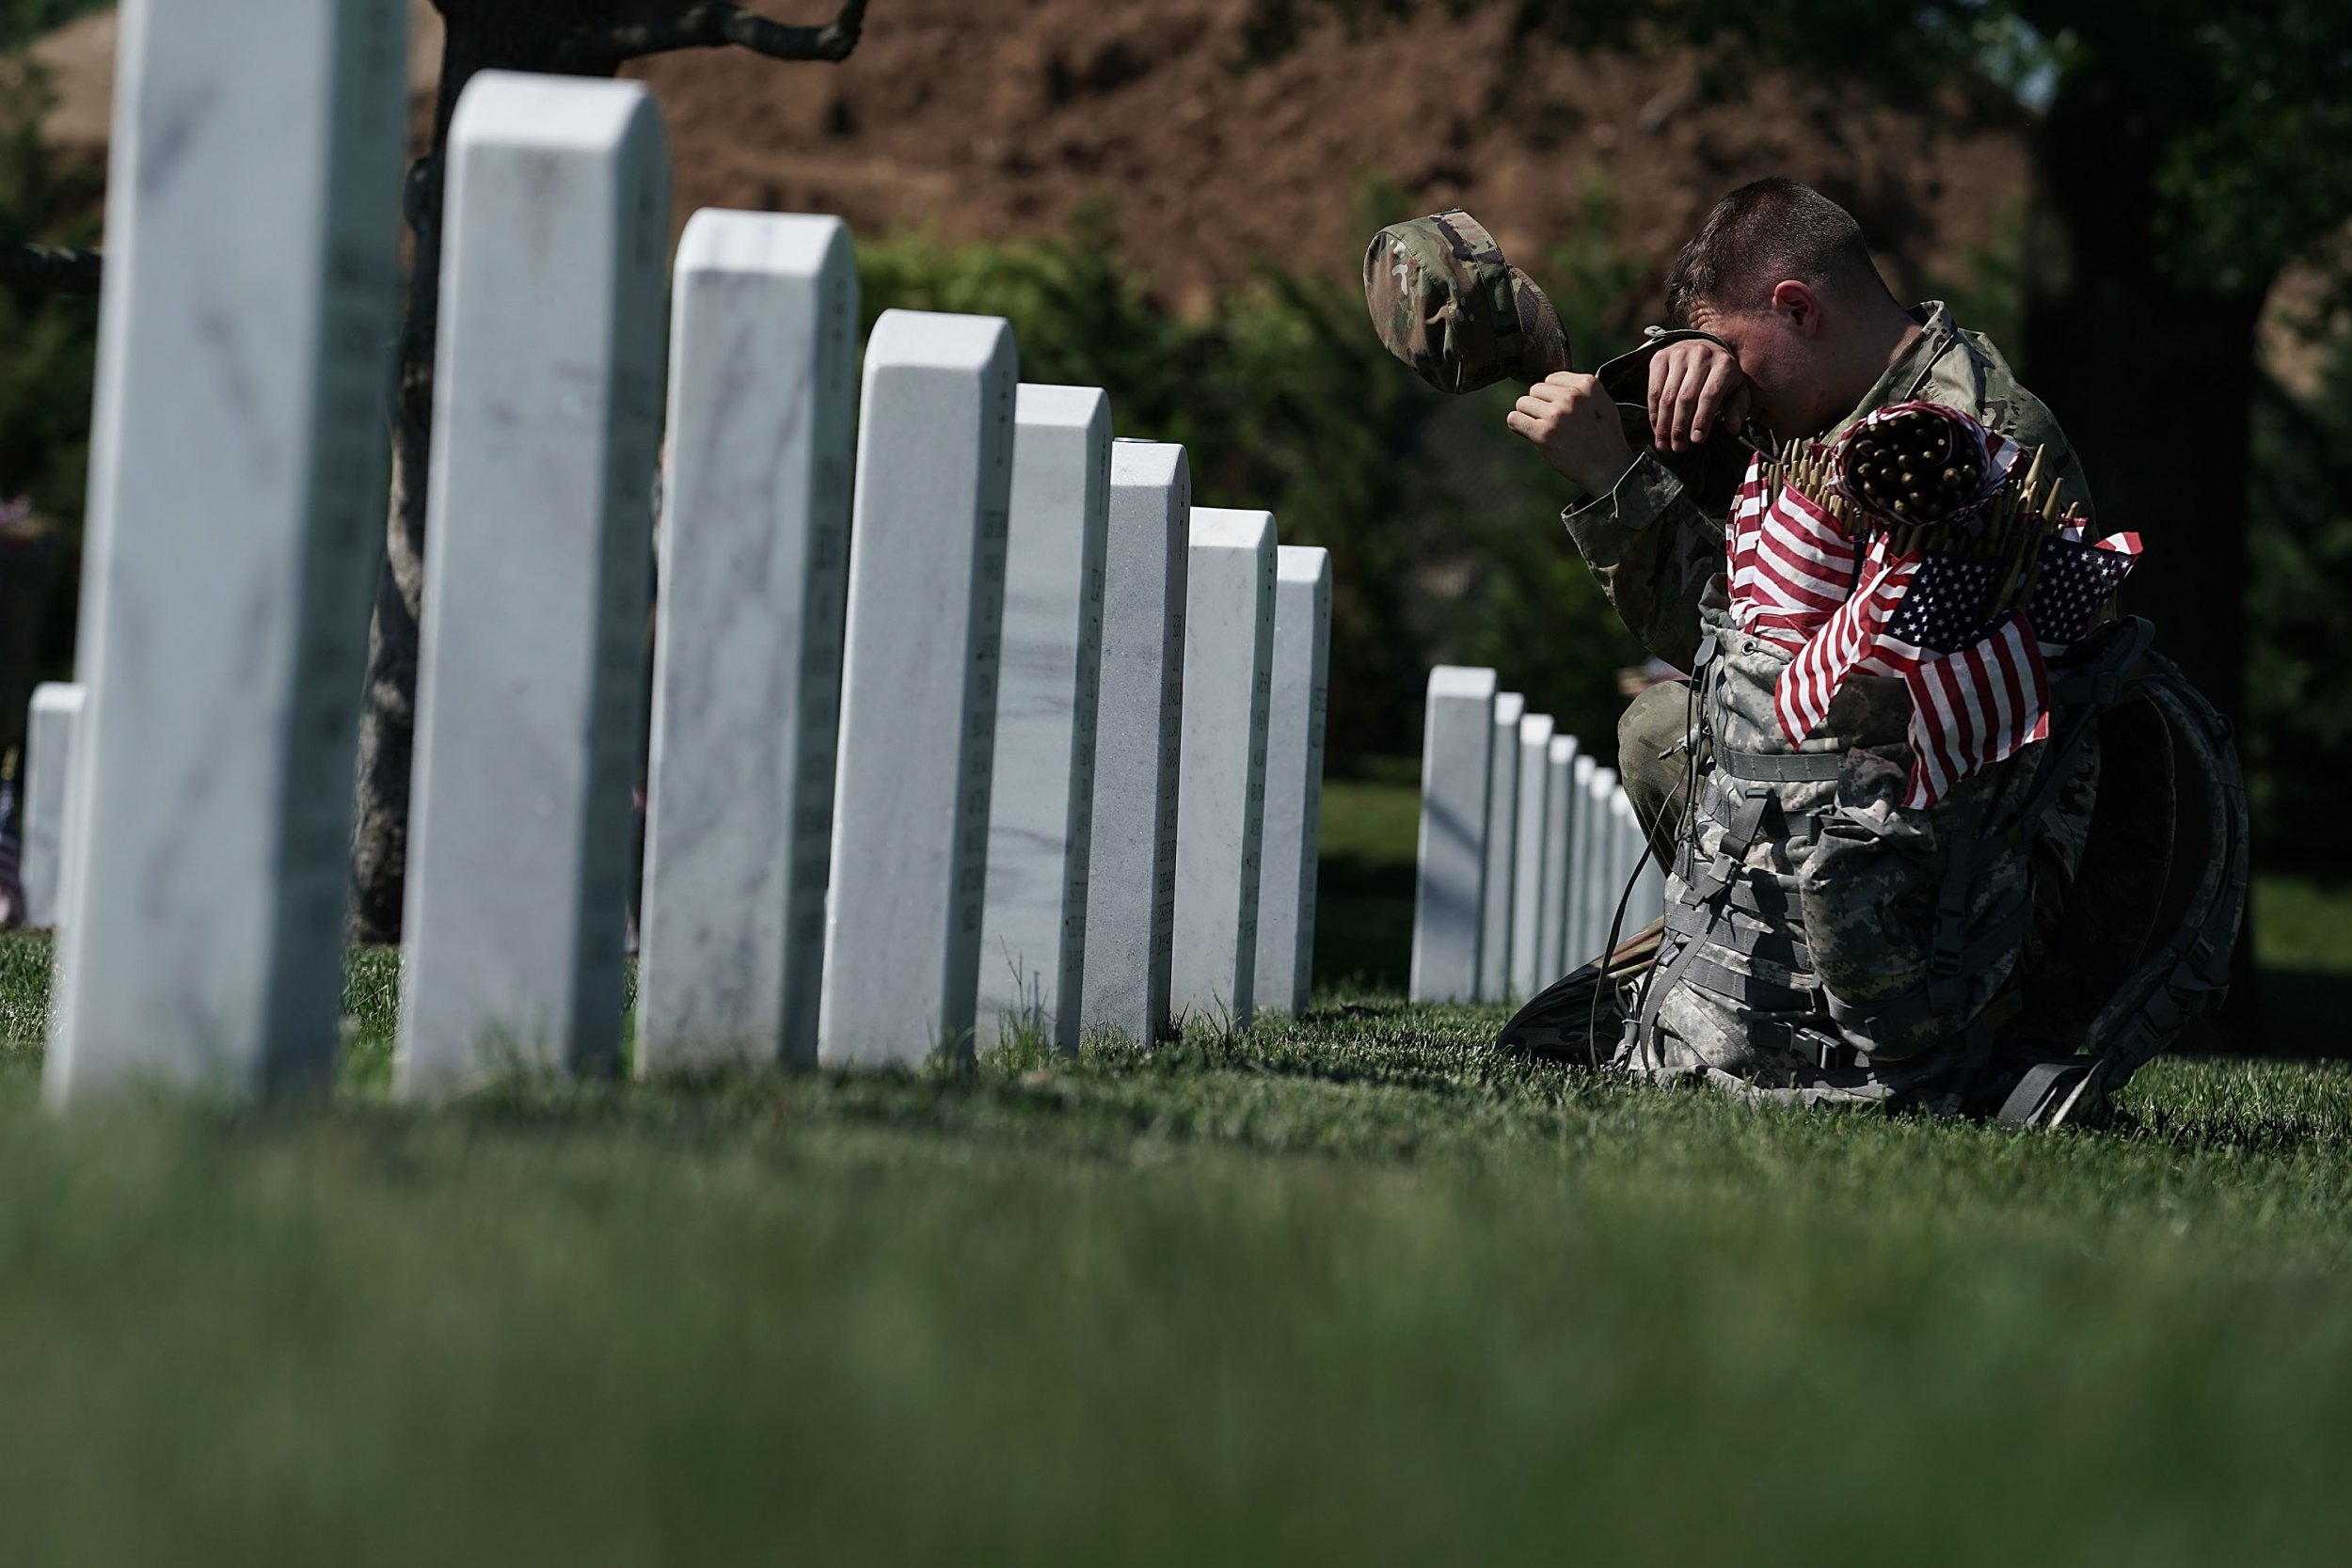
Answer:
(1664, 178, 1894, 322)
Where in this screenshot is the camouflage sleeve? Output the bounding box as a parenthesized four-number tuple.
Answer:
(1559, 450, 1724, 673)
(1939, 328, 2096, 523)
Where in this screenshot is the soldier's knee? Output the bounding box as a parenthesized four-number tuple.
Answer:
(1616, 683, 1687, 798)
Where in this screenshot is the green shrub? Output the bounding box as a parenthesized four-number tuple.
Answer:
(0, 42, 101, 762)
(0, 0, 108, 53)
(2247, 339, 2352, 873)
(858, 211, 1648, 763)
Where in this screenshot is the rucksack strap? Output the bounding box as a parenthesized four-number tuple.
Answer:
(2070, 657, 2249, 1089)
(1716, 745, 1845, 784)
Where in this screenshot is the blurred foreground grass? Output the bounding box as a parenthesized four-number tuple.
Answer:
(0, 781, 2346, 1561)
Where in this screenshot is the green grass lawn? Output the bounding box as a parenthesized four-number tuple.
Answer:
(0, 781, 2347, 1562)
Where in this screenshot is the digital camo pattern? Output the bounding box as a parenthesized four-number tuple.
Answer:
(1565, 301, 2091, 675)
(1567, 303, 2104, 1105)
(1618, 609, 2098, 1104)
(1362, 209, 1570, 395)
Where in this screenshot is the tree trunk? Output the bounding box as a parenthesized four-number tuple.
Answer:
(348, 0, 866, 941)
(348, 5, 624, 942)
(2023, 67, 2271, 1050)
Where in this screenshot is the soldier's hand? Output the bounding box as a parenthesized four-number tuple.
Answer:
(1507, 372, 1635, 495)
(1647, 339, 1751, 452)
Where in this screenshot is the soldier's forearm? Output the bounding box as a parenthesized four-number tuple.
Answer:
(1560, 451, 1722, 672)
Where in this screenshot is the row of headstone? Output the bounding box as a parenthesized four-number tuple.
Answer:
(39, 37, 1335, 1105)
(1407, 666, 1665, 1005)
(14, 683, 82, 930)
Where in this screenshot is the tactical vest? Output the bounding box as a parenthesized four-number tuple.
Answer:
(1503, 610, 2249, 1128)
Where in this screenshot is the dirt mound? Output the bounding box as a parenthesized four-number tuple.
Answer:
(33, 1, 2029, 324)
(32, 3, 447, 150)
(628, 0, 2029, 317)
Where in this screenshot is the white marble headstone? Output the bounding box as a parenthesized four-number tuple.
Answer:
(19, 683, 83, 930)
(818, 309, 1019, 1068)
(1409, 665, 1495, 1004)
(1252, 545, 1330, 1020)
(394, 74, 670, 1098)
(1170, 508, 1276, 1032)
(1077, 440, 1189, 1047)
(1566, 752, 1598, 967)
(1583, 766, 1623, 958)
(976, 385, 1111, 1055)
(1510, 712, 1555, 999)
(1620, 792, 1666, 929)
(1567, 761, 1594, 967)
(43, 0, 408, 1105)
(635, 211, 857, 1076)
(1538, 733, 1579, 982)
(1477, 691, 1523, 1003)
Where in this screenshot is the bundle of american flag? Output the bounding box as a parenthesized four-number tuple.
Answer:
(1727, 402, 2141, 808)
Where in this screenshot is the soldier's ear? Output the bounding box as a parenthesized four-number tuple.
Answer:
(1768, 279, 1822, 335)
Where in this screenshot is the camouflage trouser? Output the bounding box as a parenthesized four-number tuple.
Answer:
(1621, 613, 2102, 1108)
(1616, 680, 1699, 871)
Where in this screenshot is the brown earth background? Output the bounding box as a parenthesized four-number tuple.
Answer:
(32, 0, 2037, 333)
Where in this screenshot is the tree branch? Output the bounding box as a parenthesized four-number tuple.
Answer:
(0, 243, 102, 295)
(555, 0, 869, 74)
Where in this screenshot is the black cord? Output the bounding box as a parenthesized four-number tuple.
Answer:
(1587, 666, 1708, 1057)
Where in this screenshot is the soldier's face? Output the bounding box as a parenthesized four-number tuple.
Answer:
(1691, 285, 1841, 436)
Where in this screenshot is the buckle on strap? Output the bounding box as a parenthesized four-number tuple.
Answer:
(1724, 873, 1793, 922)
(1692, 784, 1771, 901)
(1682, 951, 1824, 1017)
(1805, 1031, 1867, 1073)
(1664, 898, 1814, 972)
(1930, 879, 1972, 977)
(1745, 1020, 1865, 1073)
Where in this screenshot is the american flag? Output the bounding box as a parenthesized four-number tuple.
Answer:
(1772, 549, 2049, 803)
(1838, 401, 2027, 526)
(1861, 552, 2004, 672)
(2026, 531, 2141, 642)
(1901, 612, 2051, 809)
(1742, 402, 2127, 809)
(1724, 453, 1769, 625)
(1773, 536, 1918, 743)
(1735, 476, 1858, 648)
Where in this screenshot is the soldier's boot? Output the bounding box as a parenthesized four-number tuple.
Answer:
(1495, 921, 1664, 1067)
(1993, 1055, 2113, 1131)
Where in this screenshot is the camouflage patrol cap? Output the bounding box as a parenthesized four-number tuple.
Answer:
(1363, 209, 1572, 395)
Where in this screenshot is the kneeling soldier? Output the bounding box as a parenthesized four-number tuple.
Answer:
(1365, 180, 2246, 1126)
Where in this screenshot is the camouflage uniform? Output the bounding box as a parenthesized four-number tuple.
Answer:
(1561, 304, 2103, 1106)
(1583, 304, 2093, 857)
(1568, 302, 2092, 674)
(1360, 215, 2242, 1123)
(1362, 209, 1571, 394)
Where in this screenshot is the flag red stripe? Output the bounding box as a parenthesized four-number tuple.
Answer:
(1899, 614, 2050, 807)
(1772, 545, 1915, 743)
(1748, 550, 1850, 614)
